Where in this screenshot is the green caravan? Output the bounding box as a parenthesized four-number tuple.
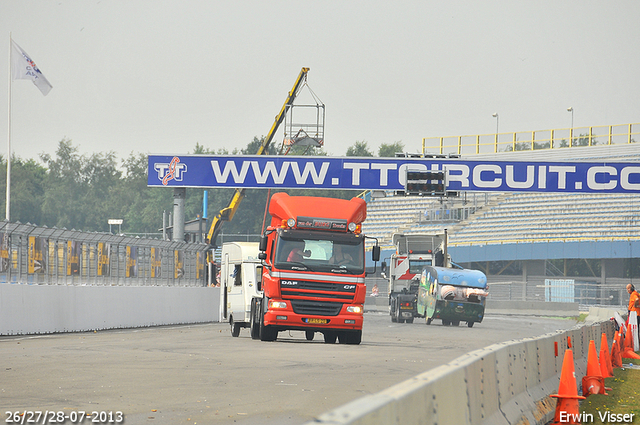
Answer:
(417, 266, 488, 328)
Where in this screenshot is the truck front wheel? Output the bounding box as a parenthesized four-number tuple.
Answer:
(250, 300, 260, 340)
(259, 318, 277, 341)
(259, 298, 278, 342)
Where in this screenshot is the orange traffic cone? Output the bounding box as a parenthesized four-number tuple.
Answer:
(600, 333, 614, 376)
(611, 329, 623, 368)
(599, 348, 613, 378)
(550, 349, 585, 425)
(622, 323, 640, 360)
(582, 340, 607, 397)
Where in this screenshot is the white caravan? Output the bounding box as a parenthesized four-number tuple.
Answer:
(220, 242, 263, 337)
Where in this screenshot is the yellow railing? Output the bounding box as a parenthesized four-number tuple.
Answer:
(422, 123, 640, 156)
(448, 235, 640, 247)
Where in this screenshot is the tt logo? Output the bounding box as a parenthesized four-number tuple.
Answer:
(155, 157, 188, 185)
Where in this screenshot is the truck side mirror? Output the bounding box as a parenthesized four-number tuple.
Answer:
(372, 245, 380, 262)
(381, 261, 387, 273)
(259, 235, 268, 252)
(258, 252, 266, 260)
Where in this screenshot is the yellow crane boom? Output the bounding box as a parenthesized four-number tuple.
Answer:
(206, 67, 310, 248)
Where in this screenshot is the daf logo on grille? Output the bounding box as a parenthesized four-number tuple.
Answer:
(344, 285, 355, 290)
(282, 280, 299, 286)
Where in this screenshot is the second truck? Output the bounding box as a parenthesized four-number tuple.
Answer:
(384, 232, 446, 323)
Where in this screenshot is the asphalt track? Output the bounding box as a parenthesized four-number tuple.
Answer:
(2, 312, 576, 425)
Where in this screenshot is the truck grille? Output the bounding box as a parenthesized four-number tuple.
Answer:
(290, 300, 343, 316)
(280, 279, 356, 303)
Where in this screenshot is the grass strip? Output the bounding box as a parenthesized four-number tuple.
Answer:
(578, 358, 640, 424)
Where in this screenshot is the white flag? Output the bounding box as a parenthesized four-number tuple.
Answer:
(11, 39, 53, 96)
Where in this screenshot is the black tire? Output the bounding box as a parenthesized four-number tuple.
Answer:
(259, 298, 277, 342)
(250, 300, 260, 340)
(323, 331, 337, 344)
(426, 317, 432, 325)
(305, 330, 315, 341)
(467, 321, 474, 328)
(442, 319, 450, 326)
(406, 317, 414, 324)
(259, 320, 277, 341)
(396, 307, 405, 324)
(230, 316, 240, 337)
(452, 320, 460, 327)
(391, 314, 398, 323)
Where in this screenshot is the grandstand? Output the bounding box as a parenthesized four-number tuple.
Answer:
(362, 142, 640, 307)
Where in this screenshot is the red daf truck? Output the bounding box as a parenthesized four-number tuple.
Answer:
(250, 192, 380, 344)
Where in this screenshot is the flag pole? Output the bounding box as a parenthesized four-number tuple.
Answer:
(6, 32, 11, 222)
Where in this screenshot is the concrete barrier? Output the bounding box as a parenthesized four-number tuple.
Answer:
(0, 283, 220, 335)
(304, 319, 616, 425)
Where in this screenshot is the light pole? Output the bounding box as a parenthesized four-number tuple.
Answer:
(492, 113, 499, 152)
(567, 107, 574, 146)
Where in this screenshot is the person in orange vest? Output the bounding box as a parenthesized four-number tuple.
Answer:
(627, 284, 640, 327)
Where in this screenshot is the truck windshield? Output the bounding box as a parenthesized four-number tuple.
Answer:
(409, 260, 432, 274)
(274, 229, 364, 274)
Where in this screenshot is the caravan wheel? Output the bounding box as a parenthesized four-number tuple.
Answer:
(230, 316, 240, 337)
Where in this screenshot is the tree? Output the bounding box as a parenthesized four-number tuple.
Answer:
(378, 141, 405, 157)
(346, 141, 374, 157)
(40, 139, 90, 230)
(0, 155, 48, 225)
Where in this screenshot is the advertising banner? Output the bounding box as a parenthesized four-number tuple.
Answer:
(148, 154, 640, 194)
(28, 236, 47, 274)
(126, 246, 138, 278)
(174, 250, 184, 279)
(150, 247, 161, 278)
(67, 240, 81, 276)
(0, 233, 9, 273)
(97, 242, 110, 277)
(196, 251, 204, 280)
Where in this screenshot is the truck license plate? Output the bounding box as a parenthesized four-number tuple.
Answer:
(305, 318, 328, 324)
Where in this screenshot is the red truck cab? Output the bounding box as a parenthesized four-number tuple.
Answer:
(251, 192, 379, 344)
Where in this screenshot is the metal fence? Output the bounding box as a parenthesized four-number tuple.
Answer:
(0, 222, 208, 286)
(487, 276, 632, 308)
(422, 122, 640, 156)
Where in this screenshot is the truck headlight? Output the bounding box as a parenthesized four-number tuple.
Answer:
(269, 300, 288, 309)
(346, 305, 363, 313)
